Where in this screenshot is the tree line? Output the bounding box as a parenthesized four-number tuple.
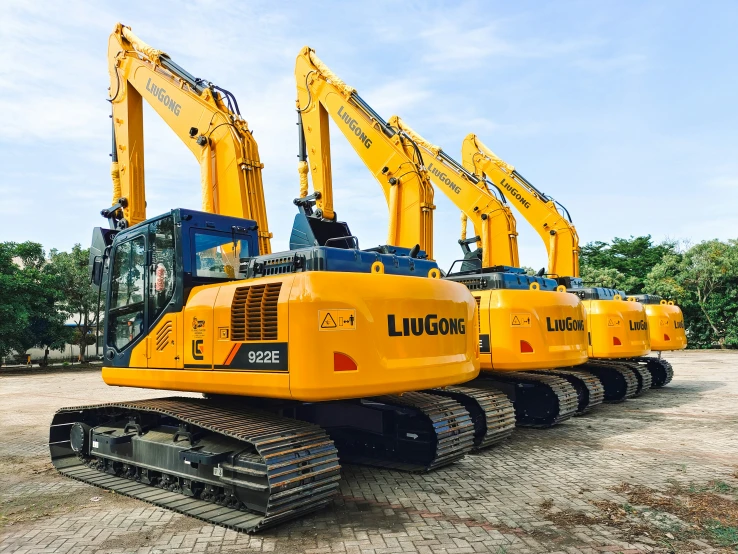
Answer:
(580, 236, 738, 349)
(1, 236, 735, 362)
(0, 242, 100, 364)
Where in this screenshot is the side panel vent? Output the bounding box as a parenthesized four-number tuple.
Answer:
(474, 296, 481, 333)
(156, 321, 173, 351)
(231, 283, 282, 341)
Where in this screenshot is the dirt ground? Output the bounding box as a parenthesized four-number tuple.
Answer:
(1, 350, 737, 553)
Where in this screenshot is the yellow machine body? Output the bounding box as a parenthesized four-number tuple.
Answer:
(294, 48, 589, 374)
(585, 298, 650, 358)
(642, 302, 687, 351)
(475, 289, 588, 371)
(461, 134, 663, 358)
(100, 28, 481, 404)
(103, 271, 480, 402)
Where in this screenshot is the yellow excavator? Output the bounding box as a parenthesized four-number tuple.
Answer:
(48, 24, 486, 533)
(461, 134, 686, 389)
(294, 47, 615, 429)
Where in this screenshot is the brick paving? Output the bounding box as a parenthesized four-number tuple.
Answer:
(1, 351, 737, 553)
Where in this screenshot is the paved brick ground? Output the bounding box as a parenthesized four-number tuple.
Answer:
(1, 351, 737, 553)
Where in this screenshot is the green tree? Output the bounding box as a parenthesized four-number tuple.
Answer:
(47, 244, 102, 362)
(580, 235, 679, 293)
(646, 240, 738, 349)
(0, 242, 69, 362)
(579, 266, 631, 290)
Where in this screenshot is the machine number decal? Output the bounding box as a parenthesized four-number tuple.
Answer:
(248, 350, 279, 364)
(319, 309, 357, 331)
(510, 313, 532, 327)
(479, 334, 491, 353)
(216, 342, 289, 372)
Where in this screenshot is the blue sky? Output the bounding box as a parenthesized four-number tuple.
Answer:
(1, 0, 736, 271)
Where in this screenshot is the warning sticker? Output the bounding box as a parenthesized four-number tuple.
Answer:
(608, 318, 622, 327)
(319, 309, 357, 331)
(510, 313, 532, 327)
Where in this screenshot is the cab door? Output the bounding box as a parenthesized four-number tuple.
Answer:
(104, 232, 149, 368)
(146, 217, 182, 369)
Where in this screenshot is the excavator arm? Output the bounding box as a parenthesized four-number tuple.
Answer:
(461, 134, 579, 277)
(388, 118, 520, 268)
(107, 23, 272, 253)
(295, 47, 436, 256)
(295, 47, 518, 266)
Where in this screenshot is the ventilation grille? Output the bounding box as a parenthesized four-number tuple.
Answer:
(459, 278, 486, 290)
(231, 283, 282, 341)
(263, 257, 296, 276)
(156, 321, 173, 351)
(474, 296, 481, 333)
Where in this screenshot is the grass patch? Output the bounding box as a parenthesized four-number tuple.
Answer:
(536, 480, 738, 552)
(611, 481, 738, 551)
(709, 480, 736, 494)
(622, 503, 637, 514)
(704, 520, 738, 548)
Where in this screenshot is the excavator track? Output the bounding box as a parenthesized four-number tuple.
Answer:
(325, 392, 475, 472)
(533, 369, 605, 415)
(577, 362, 639, 403)
(630, 356, 674, 388)
(49, 397, 340, 532)
(471, 372, 579, 428)
(622, 361, 653, 396)
(427, 386, 516, 450)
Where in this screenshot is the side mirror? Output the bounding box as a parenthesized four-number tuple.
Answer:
(91, 257, 104, 287)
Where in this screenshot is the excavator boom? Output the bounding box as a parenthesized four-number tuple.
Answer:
(108, 24, 272, 253)
(461, 134, 578, 277)
(295, 47, 436, 257)
(387, 119, 521, 268)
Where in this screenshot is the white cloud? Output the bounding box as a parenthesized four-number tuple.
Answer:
(706, 176, 738, 190)
(572, 53, 648, 75)
(0, 0, 735, 265)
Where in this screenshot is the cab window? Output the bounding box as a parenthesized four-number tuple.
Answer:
(149, 218, 176, 323)
(193, 231, 250, 280)
(107, 236, 146, 350)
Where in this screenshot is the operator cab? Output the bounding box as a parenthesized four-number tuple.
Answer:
(285, 195, 435, 275)
(90, 209, 259, 366)
(90, 206, 444, 368)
